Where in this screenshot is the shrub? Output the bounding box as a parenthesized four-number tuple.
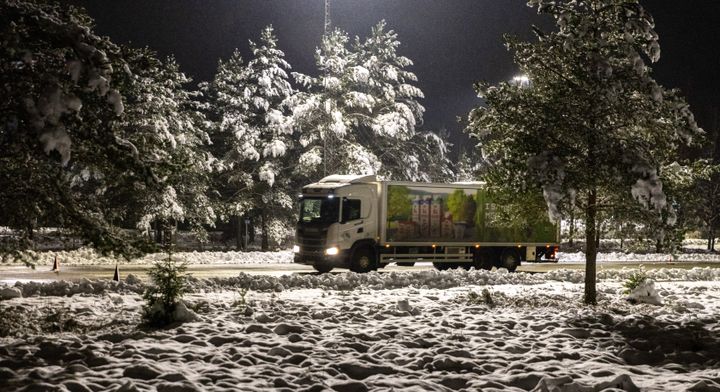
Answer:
(467, 288, 495, 308)
(142, 257, 188, 327)
(623, 269, 649, 295)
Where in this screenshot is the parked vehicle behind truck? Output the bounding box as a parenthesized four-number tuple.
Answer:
(293, 175, 559, 273)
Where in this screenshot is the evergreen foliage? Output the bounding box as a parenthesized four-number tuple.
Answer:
(0, 1, 215, 261)
(291, 21, 449, 181)
(204, 26, 296, 250)
(466, 0, 702, 304)
(142, 257, 188, 327)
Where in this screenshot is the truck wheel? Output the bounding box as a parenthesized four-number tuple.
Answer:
(499, 249, 520, 272)
(397, 262, 415, 267)
(313, 263, 333, 274)
(350, 247, 376, 273)
(474, 254, 493, 271)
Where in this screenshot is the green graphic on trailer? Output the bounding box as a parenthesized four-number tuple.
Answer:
(385, 185, 557, 243)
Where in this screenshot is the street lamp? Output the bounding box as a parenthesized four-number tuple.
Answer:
(512, 74, 530, 87)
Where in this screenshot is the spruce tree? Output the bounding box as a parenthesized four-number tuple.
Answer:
(291, 21, 434, 180)
(207, 26, 296, 250)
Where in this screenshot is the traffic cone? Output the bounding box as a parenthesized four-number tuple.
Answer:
(51, 255, 59, 272)
(113, 263, 120, 282)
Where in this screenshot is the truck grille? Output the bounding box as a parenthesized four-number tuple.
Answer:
(296, 225, 327, 254)
(297, 236, 325, 252)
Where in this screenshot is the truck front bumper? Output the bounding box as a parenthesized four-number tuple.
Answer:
(293, 249, 349, 268)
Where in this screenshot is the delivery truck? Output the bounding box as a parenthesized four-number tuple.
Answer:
(293, 174, 560, 273)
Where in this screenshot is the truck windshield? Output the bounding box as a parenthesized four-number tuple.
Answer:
(299, 197, 339, 224)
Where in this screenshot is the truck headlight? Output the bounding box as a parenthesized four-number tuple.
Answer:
(292, 245, 300, 253)
(325, 246, 339, 256)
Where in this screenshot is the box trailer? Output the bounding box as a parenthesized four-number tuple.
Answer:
(293, 174, 559, 273)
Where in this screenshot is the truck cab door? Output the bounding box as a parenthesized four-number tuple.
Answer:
(338, 197, 369, 249)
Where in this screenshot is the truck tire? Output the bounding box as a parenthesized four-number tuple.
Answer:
(499, 249, 520, 272)
(474, 254, 493, 271)
(397, 262, 415, 267)
(313, 262, 333, 274)
(350, 247, 376, 273)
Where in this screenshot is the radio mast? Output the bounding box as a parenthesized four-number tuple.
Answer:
(323, 0, 331, 175)
(324, 0, 331, 35)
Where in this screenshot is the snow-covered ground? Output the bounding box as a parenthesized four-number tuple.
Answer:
(5, 247, 720, 267)
(557, 251, 720, 263)
(2, 268, 720, 391)
(2, 248, 294, 266)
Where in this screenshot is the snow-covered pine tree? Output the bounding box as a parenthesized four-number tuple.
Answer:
(0, 1, 146, 259)
(0, 1, 215, 261)
(114, 48, 216, 246)
(291, 21, 434, 180)
(291, 29, 376, 176)
(352, 21, 428, 180)
(207, 26, 296, 250)
(466, 0, 702, 304)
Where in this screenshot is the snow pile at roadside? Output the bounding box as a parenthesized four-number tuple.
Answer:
(2, 281, 720, 391)
(3, 248, 293, 266)
(558, 251, 720, 263)
(7, 267, 720, 298)
(7, 247, 720, 267)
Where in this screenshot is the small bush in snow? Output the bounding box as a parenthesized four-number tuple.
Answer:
(142, 258, 188, 327)
(467, 288, 495, 308)
(623, 269, 649, 295)
(232, 288, 249, 310)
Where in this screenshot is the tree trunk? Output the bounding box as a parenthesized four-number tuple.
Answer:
(154, 220, 163, 245)
(234, 215, 243, 250)
(584, 189, 598, 305)
(260, 209, 269, 251)
(569, 212, 575, 246)
(655, 237, 662, 254)
(619, 223, 624, 251)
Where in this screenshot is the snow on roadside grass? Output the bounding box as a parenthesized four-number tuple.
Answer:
(6, 267, 720, 298)
(1, 280, 720, 391)
(2, 248, 294, 266)
(6, 247, 720, 267)
(558, 251, 720, 263)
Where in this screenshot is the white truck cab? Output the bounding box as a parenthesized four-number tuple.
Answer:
(294, 175, 380, 272)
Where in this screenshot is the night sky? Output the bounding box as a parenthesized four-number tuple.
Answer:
(65, 0, 720, 155)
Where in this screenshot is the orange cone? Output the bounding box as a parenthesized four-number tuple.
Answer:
(113, 264, 120, 282)
(51, 255, 59, 272)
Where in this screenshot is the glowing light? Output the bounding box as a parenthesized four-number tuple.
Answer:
(325, 246, 339, 255)
(512, 74, 530, 86)
(292, 245, 300, 253)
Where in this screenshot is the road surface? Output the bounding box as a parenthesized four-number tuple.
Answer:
(2, 261, 719, 285)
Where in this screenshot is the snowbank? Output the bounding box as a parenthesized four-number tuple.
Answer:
(7, 267, 720, 298)
(3, 248, 294, 266)
(6, 247, 720, 267)
(557, 251, 720, 263)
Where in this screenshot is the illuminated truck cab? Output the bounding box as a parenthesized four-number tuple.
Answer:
(293, 175, 560, 273)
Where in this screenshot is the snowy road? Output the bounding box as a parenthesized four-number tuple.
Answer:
(2, 261, 719, 285)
